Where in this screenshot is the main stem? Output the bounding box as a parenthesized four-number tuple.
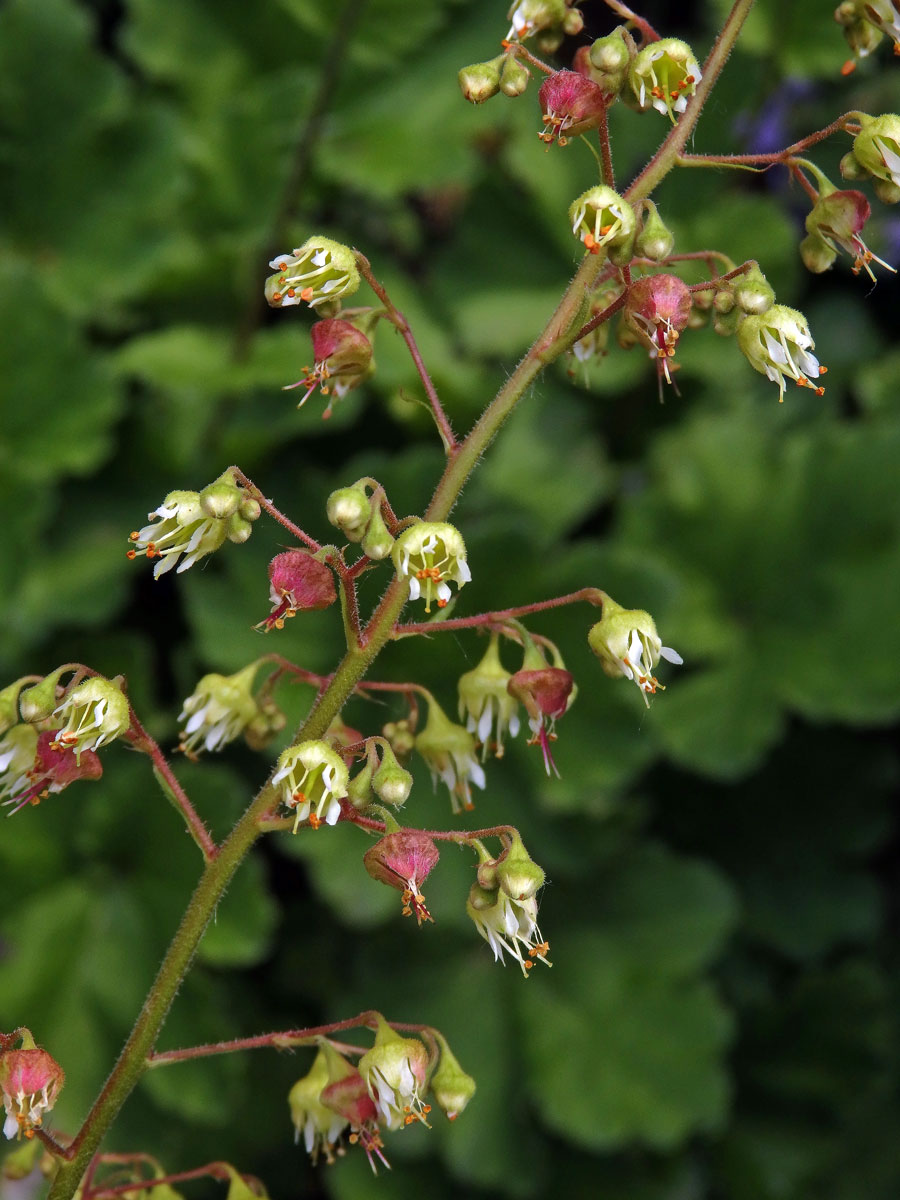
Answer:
(47, 6, 752, 1195)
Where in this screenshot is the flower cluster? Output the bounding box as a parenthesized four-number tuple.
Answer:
(466, 835, 551, 977)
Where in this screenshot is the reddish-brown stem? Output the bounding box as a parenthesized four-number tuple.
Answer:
(145, 1012, 436, 1069)
(256, 654, 328, 688)
(602, 0, 660, 42)
(229, 467, 322, 551)
(677, 112, 861, 169)
(502, 40, 555, 75)
(125, 715, 216, 860)
(571, 291, 628, 346)
(345, 808, 517, 845)
(36, 1129, 75, 1159)
(353, 254, 458, 453)
(394, 587, 604, 637)
(87, 1163, 247, 1199)
(597, 103, 615, 189)
(686, 261, 753, 292)
(789, 161, 820, 203)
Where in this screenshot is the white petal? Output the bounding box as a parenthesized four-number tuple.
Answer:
(660, 646, 683, 664)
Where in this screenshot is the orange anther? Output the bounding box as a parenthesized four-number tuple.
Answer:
(308, 813, 322, 829)
(272, 292, 283, 303)
(599, 223, 613, 235)
(818, 365, 828, 374)
(277, 261, 288, 271)
(130, 531, 139, 540)
(286, 287, 296, 297)
(438, 599, 448, 608)
(126, 549, 136, 560)
(841, 58, 857, 75)
(683, 74, 695, 84)
(300, 286, 314, 301)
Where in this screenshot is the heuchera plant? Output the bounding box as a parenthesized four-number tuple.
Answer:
(2, 0, 897, 1196)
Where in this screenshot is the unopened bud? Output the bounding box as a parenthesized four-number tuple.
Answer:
(732, 264, 775, 315)
(18, 669, 68, 725)
(429, 1034, 476, 1121)
(496, 831, 546, 901)
(382, 718, 416, 760)
(361, 505, 394, 561)
(364, 829, 439, 923)
(635, 200, 675, 260)
(226, 515, 254, 544)
(840, 149, 869, 180)
(372, 742, 413, 806)
(1, 681, 32, 735)
(326, 484, 371, 542)
(458, 57, 503, 104)
(500, 54, 531, 97)
(239, 497, 262, 522)
(199, 471, 243, 520)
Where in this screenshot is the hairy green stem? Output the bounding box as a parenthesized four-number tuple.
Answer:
(47, 6, 755, 1195)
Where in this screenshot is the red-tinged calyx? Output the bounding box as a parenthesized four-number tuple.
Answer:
(364, 831, 440, 925)
(2, 730, 103, 817)
(538, 70, 606, 146)
(284, 319, 373, 418)
(625, 274, 692, 384)
(257, 550, 337, 632)
(507, 666, 573, 778)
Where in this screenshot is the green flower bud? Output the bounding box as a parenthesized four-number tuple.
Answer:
(873, 177, 900, 204)
(1, 679, 35, 734)
(589, 28, 632, 78)
(635, 200, 675, 261)
(712, 304, 741, 337)
(500, 54, 531, 97)
(732, 264, 775, 315)
(239, 497, 262, 522)
(429, 1034, 476, 1121)
(226, 515, 254, 544)
(372, 742, 413, 807)
(569, 186, 636, 262)
(852, 114, 900, 190)
(799, 233, 838, 274)
(18, 668, 69, 725)
(243, 698, 286, 751)
(629, 38, 701, 122)
(458, 56, 503, 104)
(265, 236, 360, 311)
(496, 831, 546, 901)
(457, 634, 520, 760)
(361, 505, 394, 561)
(199, 470, 243, 520)
(326, 484, 371, 542)
(415, 696, 484, 813)
(347, 753, 376, 809)
(382, 718, 416, 760)
(840, 149, 869, 181)
(223, 1167, 263, 1200)
(178, 663, 261, 757)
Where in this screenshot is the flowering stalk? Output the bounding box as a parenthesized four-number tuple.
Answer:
(395, 588, 605, 636)
(45, 5, 757, 1196)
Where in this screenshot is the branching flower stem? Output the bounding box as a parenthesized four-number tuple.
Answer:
(395, 588, 605, 636)
(126, 714, 216, 861)
(45, 6, 755, 1197)
(229, 468, 321, 551)
(675, 113, 861, 170)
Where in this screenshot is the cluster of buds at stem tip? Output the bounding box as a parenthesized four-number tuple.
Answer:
(255, 550, 337, 633)
(628, 38, 701, 122)
(265, 236, 360, 311)
(272, 740, 349, 831)
(458, 53, 531, 103)
(392, 521, 470, 612)
(569, 186, 636, 264)
(467, 838, 551, 976)
(737, 305, 826, 403)
(624, 274, 692, 388)
(284, 318, 374, 419)
(128, 470, 261, 578)
(457, 634, 521, 760)
(537, 71, 606, 147)
(178, 663, 266, 757)
(801, 185, 895, 281)
(588, 593, 682, 705)
(415, 693, 485, 813)
(0, 1030, 65, 1141)
(505, 0, 583, 47)
(846, 114, 900, 204)
(573, 28, 633, 97)
(835, 2, 900, 70)
(364, 828, 440, 925)
(326, 480, 396, 561)
(507, 631, 574, 778)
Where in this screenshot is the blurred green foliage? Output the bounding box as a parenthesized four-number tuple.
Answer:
(1, 0, 898, 1198)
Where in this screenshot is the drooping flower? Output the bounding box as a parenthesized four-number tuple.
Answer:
(457, 635, 521, 760)
(466, 884, 551, 977)
(415, 696, 485, 813)
(317, 1043, 389, 1173)
(50, 678, 131, 764)
(568, 185, 636, 258)
(629, 38, 701, 121)
(537, 70, 606, 146)
(0, 1044, 65, 1140)
(288, 1048, 348, 1165)
(1, 730, 103, 816)
(392, 522, 471, 613)
(803, 187, 895, 281)
(624, 273, 692, 386)
(358, 1019, 432, 1132)
(428, 1036, 476, 1122)
(283, 319, 373, 418)
(852, 113, 900, 190)
(0, 724, 39, 810)
(265, 237, 360, 311)
(272, 740, 350, 831)
(256, 550, 337, 633)
(128, 491, 228, 578)
(178, 664, 261, 757)
(364, 830, 440, 925)
(737, 304, 826, 402)
(508, 665, 573, 778)
(588, 594, 682, 705)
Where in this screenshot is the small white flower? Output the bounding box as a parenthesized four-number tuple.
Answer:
(467, 888, 551, 978)
(178, 665, 260, 757)
(588, 597, 682, 706)
(358, 1026, 431, 1132)
(50, 678, 131, 763)
(0, 724, 38, 808)
(416, 699, 486, 814)
(392, 522, 471, 613)
(737, 305, 824, 403)
(272, 740, 349, 832)
(265, 237, 360, 311)
(629, 38, 701, 121)
(129, 490, 228, 578)
(457, 636, 521, 760)
(568, 185, 635, 256)
(289, 1050, 348, 1165)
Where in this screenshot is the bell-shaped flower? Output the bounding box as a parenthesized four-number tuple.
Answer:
(624, 273, 692, 386)
(288, 1047, 348, 1165)
(2, 730, 103, 816)
(272, 740, 350, 831)
(256, 550, 337, 633)
(457, 635, 521, 760)
(466, 883, 551, 977)
(588, 593, 682, 705)
(415, 696, 485, 813)
(0, 1041, 65, 1141)
(804, 187, 895, 281)
(178, 664, 261, 757)
(50, 678, 130, 764)
(392, 522, 471, 613)
(538, 70, 606, 146)
(629, 38, 701, 121)
(852, 113, 900, 192)
(128, 490, 228, 578)
(568, 185, 636, 259)
(284, 319, 374, 418)
(358, 1018, 432, 1132)
(265, 236, 360, 311)
(317, 1042, 389, 1173)
(364, 830, 440, 925)
(737, 304, 825, 403)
